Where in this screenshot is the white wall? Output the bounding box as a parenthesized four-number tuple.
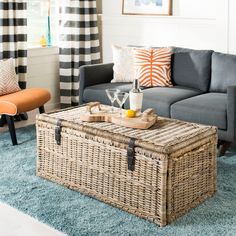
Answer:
(229, 0, 236, 55)
(102, 0, 234, 62)
(27, 47, 60, 111)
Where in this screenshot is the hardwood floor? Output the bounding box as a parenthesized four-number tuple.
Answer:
(0, 203, 65, 236)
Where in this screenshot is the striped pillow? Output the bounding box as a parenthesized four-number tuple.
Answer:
(0, 58, 21, 96)
(134, 47, 172, 87)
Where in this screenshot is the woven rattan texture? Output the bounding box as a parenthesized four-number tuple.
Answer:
(36, 105, 217, 227)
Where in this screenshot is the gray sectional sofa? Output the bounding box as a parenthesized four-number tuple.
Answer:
(79, 47, 236, 153)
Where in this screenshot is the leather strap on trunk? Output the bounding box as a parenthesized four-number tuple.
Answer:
(127, 138, 136, 171)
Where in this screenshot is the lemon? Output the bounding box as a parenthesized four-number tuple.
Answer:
(126, 109, 136, 118)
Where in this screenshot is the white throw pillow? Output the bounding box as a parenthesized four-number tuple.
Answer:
(111, 44, 136, 83)
(0, 58, 21, 96)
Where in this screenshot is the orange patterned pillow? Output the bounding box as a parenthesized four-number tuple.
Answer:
(134, 47, 172, 87)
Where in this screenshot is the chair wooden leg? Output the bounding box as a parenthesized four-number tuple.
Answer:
(219, 141, 231, 156)
(19, 112, 28, 120)
(6, 115, 18, 145)
(13, 113, 28, 122)
(0, 115, 6, 127)
(14, 114, 21, 122)
(39, 106, 45, 114)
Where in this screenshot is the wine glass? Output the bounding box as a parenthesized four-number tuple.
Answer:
(115, 92, 129, 117)
(105, 89, 120, 113)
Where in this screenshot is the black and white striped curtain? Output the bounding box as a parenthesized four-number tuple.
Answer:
(59, 0, 101, 108)
(0, 0, 27, 89)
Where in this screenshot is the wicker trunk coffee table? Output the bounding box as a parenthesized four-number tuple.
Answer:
(36, 105, 217, 227)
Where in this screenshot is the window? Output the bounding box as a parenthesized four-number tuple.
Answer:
(27, 0, 59, 47)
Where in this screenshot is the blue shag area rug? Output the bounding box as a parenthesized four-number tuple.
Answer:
(0, 125, 236, 236)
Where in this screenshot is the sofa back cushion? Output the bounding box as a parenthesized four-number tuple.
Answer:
(210, 52, 236, 93)
(171, 47, 213, 92)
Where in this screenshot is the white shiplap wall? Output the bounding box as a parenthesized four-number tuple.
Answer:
(27, 46, 60, 111)
(102, 0, 235, 62)
(229, 0, 236, 55)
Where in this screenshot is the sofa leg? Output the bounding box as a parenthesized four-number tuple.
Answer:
(39, 106, 45, 114)
(6, 115, 18, 145)
(219, 141, 231, 156)
(0, 115, 6, 127)
(217, 140, 222, 148)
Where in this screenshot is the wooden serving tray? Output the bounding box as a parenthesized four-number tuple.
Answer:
(80, 102, 158, 129)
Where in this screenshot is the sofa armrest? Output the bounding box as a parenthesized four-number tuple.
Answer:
(79, 63, 114, 104)
(227, 85, 236, 141)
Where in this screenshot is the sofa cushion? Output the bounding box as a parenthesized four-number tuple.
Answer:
(171, 93, 227, 130)
(83, 82, 132, 104)
(210, 52, 236, 93)
(139, 86, 202, 117)
(171, 47, 213, 92)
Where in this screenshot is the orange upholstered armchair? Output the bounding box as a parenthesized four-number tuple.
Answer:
(0, 88, 51, 145)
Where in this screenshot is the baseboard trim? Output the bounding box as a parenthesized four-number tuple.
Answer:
(44, 102, 60, 112)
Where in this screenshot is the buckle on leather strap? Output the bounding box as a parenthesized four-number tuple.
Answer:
(127, 138, 136, 171)
(55, 119, 62, 145)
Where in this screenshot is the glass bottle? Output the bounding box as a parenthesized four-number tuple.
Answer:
(40, 35, 47, 47)
(129, 79, 143, 115)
